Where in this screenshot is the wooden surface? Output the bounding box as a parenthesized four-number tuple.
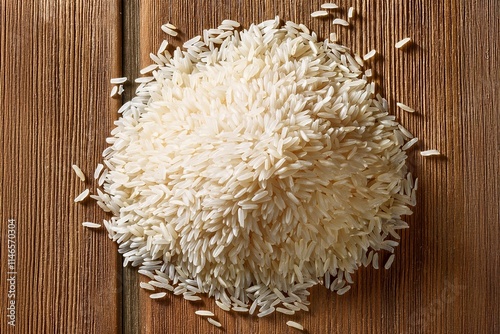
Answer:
(1, 0, 498, 333)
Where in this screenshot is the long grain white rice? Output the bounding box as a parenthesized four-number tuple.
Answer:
(86, 17, 416, 322)
(311, 10, 329, 17)
(402, 137, 418, 151)
(348, 7, 355, 19)
(110, 85, 119, 97)
(333, 18, 349, 26)
(395, 37, 411, 49)
(150, 292, 167, 299)
(384, 254, 396, 269)
(396, 102, 415, 113)
(161, 24, 178, 37)
(321, 3, 339, 9)
(363, 49, 376, 60)
(195, 310, 215, 317)
(82, 222, 101, 228)
(72, 164, 86, 182)
(93, 163, 104, 179)
(336, 285, 351, 295)
(140, 282, 155, 291)
(110, 77, 127, 84)
(207, 318, 222, 327)
(74, 189, 90, 202)
(420, 149, 441, 156)
(286, 321, 304, 330)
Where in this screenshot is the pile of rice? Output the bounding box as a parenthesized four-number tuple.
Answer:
(91, 16, 417, 322)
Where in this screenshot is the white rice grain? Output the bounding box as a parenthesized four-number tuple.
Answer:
(311, 10, 329, 17)
(333, 18, 349, 27)
(93, 163, 104, 180)
(110, 77, 127, 84)
(150, 292, 167, 299)
(321, 3, 339, 9)
(72, 164, 86, 182)
(74, 189, 90, 202)
(420, 149, 441, 156)
(207, 318, 222, 328)
(82, 222, 101, 228)
(395, 37, 411, 49)
(195, 310, 215, 317)
(402, 137, 418, 151)
(161, 24, 178, 37)
(348, 7, 355, 19)
(396, 102, 416, 113)
(384, 254, 396, 269)
(286, 321, 304, 330)
(363, 49, 376, 60)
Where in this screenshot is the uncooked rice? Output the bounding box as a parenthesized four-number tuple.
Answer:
(83, 17, 418, 328)
(74, 189, 90, 202)
(348, 7, 355, 19)
(420, 149, 441, 156)
(72, 164, 86, 182)
(384, 254, 396, 269)
(333, 18, 349, 26)
(94, 163, 104, 179)
(311, 10, 328, 17)
(363, 49, 376, 60)
(110, 85, 119, 97)
(82, 222, 101, 228)
(396, 102, 415, 113)
(208, 318, 222, 327)
(150, 292, 167, 299)
(321, 3, 339, 9)
(195, 310, 215, 317)
(161, 24, 178, 37)
(110, 77, 127, 84)
(395, 37, 411, 49)
(286, 320, 304, 330)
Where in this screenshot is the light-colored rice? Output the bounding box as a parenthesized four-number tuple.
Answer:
(207, 318, 222, 327)
(311, 10, 328, 17)
(72, 164, 86, 182)
(161, 24, 178, 37)
(321, 3, 339, 9)
(93, 163, 104, 179)
(82, 222, 101, 228)
(384, 254, 396, 269)
(396, 102, 415, 113)
(286, 321, 304, 330)
(195, 310, 215, 317)
(363, 49, 376, 60)
(333, 18, 349, 26)
(395, 37, 411, 49)
(140, 282, 155, 291)
(74, 189, 90, 202)
(420, 149, 441, 156)
(88, 17, 415, 322)
(150, 292, 167, 299)
(348, 7, 355, 19)
(402, 137, 418, 151)
(110, 85, 118, 97)
(110, 77, 127, 84)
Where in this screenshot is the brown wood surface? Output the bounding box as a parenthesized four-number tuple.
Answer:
(1, 0, 498, 333)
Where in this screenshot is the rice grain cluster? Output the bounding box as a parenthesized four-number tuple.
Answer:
(95, 17, 416, 319)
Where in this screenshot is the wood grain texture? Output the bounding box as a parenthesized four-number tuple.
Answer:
(0, 0, 122, 333)
(1, 0, 498, 333)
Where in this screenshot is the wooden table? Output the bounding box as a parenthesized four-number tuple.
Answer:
(1, 1, 498, 333)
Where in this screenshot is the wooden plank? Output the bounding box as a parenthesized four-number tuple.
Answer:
(0, 1, 122, 333)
